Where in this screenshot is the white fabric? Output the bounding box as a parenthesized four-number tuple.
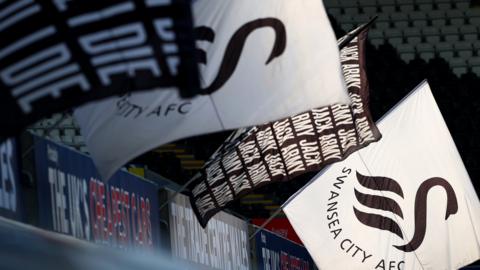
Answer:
(283, 81, 480, 270)
(74, 0, 349, 180)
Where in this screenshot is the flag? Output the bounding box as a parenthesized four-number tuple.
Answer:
(0, 0, 198, 139)
(283, 81, 480, 269)
(188, 24, 381, 228)
(74, 0, 350, 180)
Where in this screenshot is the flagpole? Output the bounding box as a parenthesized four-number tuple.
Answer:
(158, 172, 201, 211)
(338, 16, 377, 50)
(248, 205, 283, 240)
(158, 128, 247, 211)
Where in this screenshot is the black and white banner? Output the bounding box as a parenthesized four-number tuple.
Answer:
(74, 0, 349, 181)
(0, 139, 22, 221)
(188, 26, 381, 227)
(0, 0, 198, 138)
(284, 81, 480, 269)
(168, 191, 250, 270)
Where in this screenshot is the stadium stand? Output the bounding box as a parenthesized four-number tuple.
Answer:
(26, 4, 480, 222)
(326, 0, 477, 77)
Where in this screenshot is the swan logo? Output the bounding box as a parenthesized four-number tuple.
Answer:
(195, 18, 287, 95)
(353, 171, 458, 252)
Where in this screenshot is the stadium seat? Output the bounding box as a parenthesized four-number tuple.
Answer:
(449, 57, 467, 67)
(370, 38, 385, 47)
(458, 50, 473, 59)
(328, 8, 342, 17)
(357, 14, 372, 24)
(362, 6, 377, 15)
(465, 9, 480, 18)
(452, 67, 468, 77)
(416, 43, 434, 52)
(437, 3, 452, 10)
(340, 0, 358, 7)
(392, 18, 409, 29)
(431, 19, 446, 27)
(455, 41, 473, 51)
(415, 0, 432, 3)
(345, 7, 360, 15)
(420, 52, 435, 62)
(404, 27, 421, 37)
(439, 51, 455, 62)
(33, 129, 45, 136)
(369, 29, 384, 39)
(397, 43, 415, 53)
(422, 26, 439, 36)
(396, 0, 414, 4)
(324, 0, 341, 7)
(60, 117, 74, 127)
(61, 135, 74, 145)
(379, 0, 395, 5)
(413, 20, 428, 28)
(359, 0, 376, 5)
(446, 10, 464, 19)
(341, 23, 355, 31)
(389, 37, 404, 46)
(441, 26, 458, 35)
(425, 35, 441, 43)
(435, 42, 453, 52)
(464, 33, 478, 42)
(450, 18, 466, 27)
(399, 4, 415, 12)
(455, 1, 470, 10)
(468, 56, 480, 67)
(391, 12, 408, 21)
(418, 3, 433, 11)
(461, 25, 477, 34)
(409, 11, 427, 21)
(63, 128, 76, 137)
(74, 135, 85, 145)
(428, 10, 445, 20)
(381, 5, 396, 14)
(374, 21, 390, 30)
(406, 36, 422, 45)
(48, 129, 60, 137)
(444, 34, 460, 43)
(470, 17, 480, 26)
(400, 52, 416, 62)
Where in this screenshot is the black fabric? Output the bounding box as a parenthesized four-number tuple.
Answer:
(0, 0, 199, 138)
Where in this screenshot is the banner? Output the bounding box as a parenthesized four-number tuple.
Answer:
(168, 191, 250, 270)
(251, 218, 302, 245)
(283, 81, 480, 269)
(254, 228, 315, 270)
(188, 25, 381, 227)
(34, 136, 160, 250)
(0, 0, 198, 139)
(73, 0, 350, 180)
(0, 139, 22, 221)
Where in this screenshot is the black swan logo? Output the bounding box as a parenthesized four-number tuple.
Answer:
(195, 18, 287, 95)
(353, 171, 458, 252)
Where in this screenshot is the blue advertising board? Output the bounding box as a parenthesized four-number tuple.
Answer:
(255, 228, 315, 270)
(0, 138, 22, 221)
(34, 136, 160, 250)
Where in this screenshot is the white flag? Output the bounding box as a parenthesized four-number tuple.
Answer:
(283, 81, 480, 270)
(74, 0, 350, 180)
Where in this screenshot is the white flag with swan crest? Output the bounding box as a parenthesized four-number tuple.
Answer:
(283, 81, 480, 270)
(74, 0, 350, 180)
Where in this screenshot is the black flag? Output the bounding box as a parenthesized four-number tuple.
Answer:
(0, 0, 199, 138)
